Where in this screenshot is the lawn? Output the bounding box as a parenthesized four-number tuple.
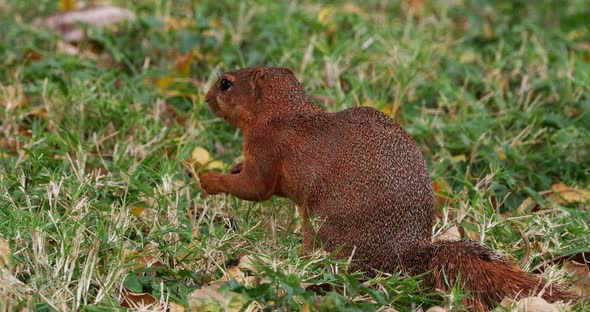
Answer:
(1, 0, 589, 311)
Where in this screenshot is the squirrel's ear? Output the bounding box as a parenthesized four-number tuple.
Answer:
(251, 68, 266, 98)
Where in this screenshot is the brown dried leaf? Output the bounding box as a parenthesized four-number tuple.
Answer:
(120, 287, 163, 310)
(1, 85, 28, 111)
(404, 0, 425, 15)
(127, 244, 165, 270)
(514, 296, 560, 312)
(219, 266, 246, 284)
(432, 178, 451, 210)
(237, 255, 262, 273)
(564, 260, 590, 297)
(300, 281, 334, 293)
(549, 183, 590, 206)
(168, 302, 186, 312)
(435, 225, 461, 241)
(188, 281, 250, 311)
(498, 296, 561, 311)
(518, 183, 590, 213)
(39, 6, 135, 42)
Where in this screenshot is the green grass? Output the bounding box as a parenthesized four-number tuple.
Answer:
(1, 0, 589, 311)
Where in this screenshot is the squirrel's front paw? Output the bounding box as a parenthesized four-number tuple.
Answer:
(198, 172, 224, 198)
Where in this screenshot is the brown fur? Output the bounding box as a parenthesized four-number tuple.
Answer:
(200, 66, 577, 311)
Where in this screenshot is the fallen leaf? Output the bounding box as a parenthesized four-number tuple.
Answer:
(494, 145, 507, 160)
(191, 146, 211, 167)
(425, 306, 447, 312)
(432, 178, 451, 209)
(174, 52, 195, 77)
(380, 104, 393, 116)
(156, 76, 174, 90)
(317, 6, 335, 24)
(127, 244, 165, 270)
(59, 0, 77, 11)
(188, 281, 250, 312)
(450, 154, 466, 163)
(549, 183, 590, 206)
(435, 225, 461, 242)
(129, 206, 146, 216)
(514, 296, 559, 312)
(39, 6, 135, 42)
(1, 85, 28, 111)
(120, 287, 163, 310)
(168, 302, 186, 312)
(404, 0, 425, 15)
(219, 266, 246, 284)
(341, 3, 366, 16)
(206, 160, 227, 171)
(518, 183, 590, 213)
(564, 260, 590, 297)
(0, 239, 9, 267)
(163, 16, 195, 30)
(237, 255, 270, 274)
(300, 281, 334, 293)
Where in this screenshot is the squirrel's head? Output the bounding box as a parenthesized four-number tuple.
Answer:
(205, 66, 310, 128)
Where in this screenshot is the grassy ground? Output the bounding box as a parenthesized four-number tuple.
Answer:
(1, 0, 589, 311)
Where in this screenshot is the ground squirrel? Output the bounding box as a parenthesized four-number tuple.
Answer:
(199, 66, 576, 311)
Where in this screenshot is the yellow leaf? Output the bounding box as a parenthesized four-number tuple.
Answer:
(317, 7, 334, 24)
(206, 160, 226, 170)
(494, 146, 507, 160)
(156, 76, 174, 90)
(175, 52, 195, 77)
(450, 154, 466, 163)
(300, 304, 312, 312)
(459, 51, 477, 64)
(192, 147, 211, 166)
(59, 0, 76, 11)
(130, 206, 146, 216)
(380, 104, 393, 116)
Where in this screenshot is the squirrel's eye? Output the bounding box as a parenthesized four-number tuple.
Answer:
(220, 78, 233, 91)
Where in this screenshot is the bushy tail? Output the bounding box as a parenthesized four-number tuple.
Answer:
(410, 241, 577, 311)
